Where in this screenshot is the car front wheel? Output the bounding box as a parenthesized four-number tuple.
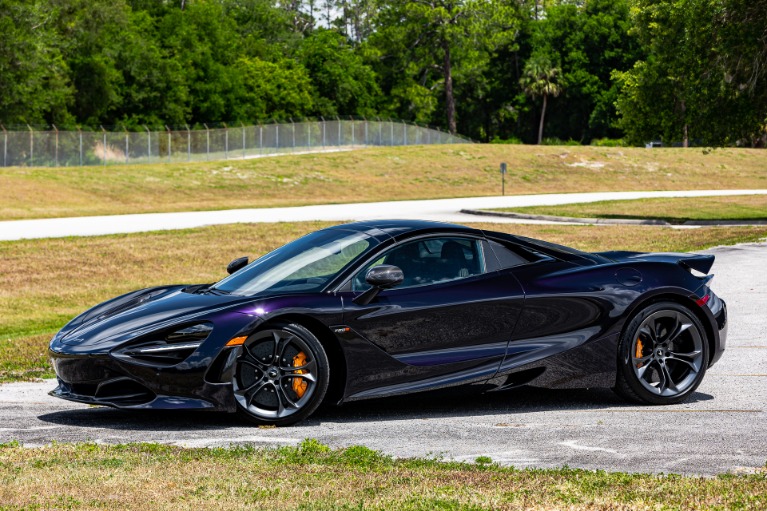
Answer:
(233, 323, 329, 426)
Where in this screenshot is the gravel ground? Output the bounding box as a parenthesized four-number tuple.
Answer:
(1, 241, 765, 476)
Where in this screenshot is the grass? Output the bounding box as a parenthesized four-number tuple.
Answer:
(0, 440, 764, 510)
(496, 195, 767, 224)
(2, 220, 767, 383)
(2, 145, 767, 220)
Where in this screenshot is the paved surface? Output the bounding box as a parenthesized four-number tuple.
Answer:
(1, 241, 765, 475)
(2, 189, 767, 241)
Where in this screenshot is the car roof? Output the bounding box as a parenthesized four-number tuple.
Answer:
(328, 220, 482, 241)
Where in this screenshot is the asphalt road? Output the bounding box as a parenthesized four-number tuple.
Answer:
(1, 241, 765, 476)
(2, 189, 767, 240)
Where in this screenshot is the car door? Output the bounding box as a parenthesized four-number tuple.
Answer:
(338, 235, 526, 399)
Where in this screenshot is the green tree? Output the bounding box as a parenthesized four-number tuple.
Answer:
(522, 0, 640, 143)
(615, 0, 766, 146)
(298, 29, 381, 117)
(231, 58, 315, 121)
(520, 55, 562, 144)
(0, 1, 73, 125)
(369, 0, 518, 134)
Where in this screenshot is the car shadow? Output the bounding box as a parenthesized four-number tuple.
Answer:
(37, 387, 715, 431)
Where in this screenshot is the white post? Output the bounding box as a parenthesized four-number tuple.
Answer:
(52, 124, 59, 166)
(185, 123, 190, 161)
(100, 125, 106, 166)
(165, 126, 171, 160)
(224, 122, 229, 160)
(1, 124, 6, 167)
(28, 124, 34, 166)
(144, 125, 151, 160)
(204, 123, 209, 160)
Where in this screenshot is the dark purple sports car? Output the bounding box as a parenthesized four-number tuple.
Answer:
(49, 220, 727, 425)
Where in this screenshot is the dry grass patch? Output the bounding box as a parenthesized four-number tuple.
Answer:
(0, 441, 765, 510)
(2, 145, 767, 220)
(2, 221, 766, 382)
(499, 195, 767, 223)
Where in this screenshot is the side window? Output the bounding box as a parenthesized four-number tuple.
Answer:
(484, 240, 530, 271)
(352, 237, 486, 291)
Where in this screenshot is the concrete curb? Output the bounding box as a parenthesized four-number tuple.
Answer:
(460, 209, 767, 227)
(460, 209, 670, 225)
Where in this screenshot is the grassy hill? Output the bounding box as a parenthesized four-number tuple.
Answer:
(2, 145, 767, 220)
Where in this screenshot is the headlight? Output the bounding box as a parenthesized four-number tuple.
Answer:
(112, 323, 213, 366)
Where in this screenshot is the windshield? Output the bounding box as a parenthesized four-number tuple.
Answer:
(212, 229, 377, 296)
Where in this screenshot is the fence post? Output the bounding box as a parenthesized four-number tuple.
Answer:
(275, 120, 279, 151)
(321, 116, 326, 148)
(100, 125, 106, 166)
(27, 124, 33, 166)
(350, 116, 355, 146)
(204, 123, 209, 161)
(403, 121, 407, 146)
(185, 124, 190, 161)
(1, 124, 6, 167)
(241, 122, 246, 159)
(363, 117, 368, 146)
(337, 116, 342, 146)
(223, 122, 229, 160)
(78, 127, 82, 166)
(124, 126, 129, 164)
(389, 118, 394, 146)
(307, 119, 311, 147)
(144, 125, 150, 160)
(259, 123, 263, 155)
(52, 124, 59, 166)
(377, 117, 382, 146)
(165, 126, 171, 160)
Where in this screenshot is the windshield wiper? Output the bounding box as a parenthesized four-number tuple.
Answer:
(206, 288, 231, 296)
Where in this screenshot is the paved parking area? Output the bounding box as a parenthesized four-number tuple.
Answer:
(1, 241, 765, 475)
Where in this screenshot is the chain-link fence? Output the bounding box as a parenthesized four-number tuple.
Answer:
(0, 119, 471, 167)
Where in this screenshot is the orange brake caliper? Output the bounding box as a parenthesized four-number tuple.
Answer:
(292, 351, 308, 399)
(635, 339, 644, 368)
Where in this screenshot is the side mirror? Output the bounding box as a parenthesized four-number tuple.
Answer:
(227, 256, 249, 275)
(354, 265, 403, 305)
(365, 264, 404, 288)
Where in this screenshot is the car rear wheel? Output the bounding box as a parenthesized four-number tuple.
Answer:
(233, 323, 329, 426)
(614, 302, 708, 405)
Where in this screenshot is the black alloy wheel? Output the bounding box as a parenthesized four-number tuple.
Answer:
(233, 323, 329, 426)
(615, 302, 708, 405)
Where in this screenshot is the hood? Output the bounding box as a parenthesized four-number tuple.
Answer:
(52, 285, 247, 352)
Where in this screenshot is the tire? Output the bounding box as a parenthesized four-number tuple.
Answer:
(614, 301, 709, 405)
(233, 322, 329, 426)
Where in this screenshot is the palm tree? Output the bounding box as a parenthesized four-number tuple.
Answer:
(520, 55, 562, 144)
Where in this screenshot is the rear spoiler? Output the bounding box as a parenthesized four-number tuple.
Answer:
(594, 250, 715, 275)
(678, 254, 715, 274)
